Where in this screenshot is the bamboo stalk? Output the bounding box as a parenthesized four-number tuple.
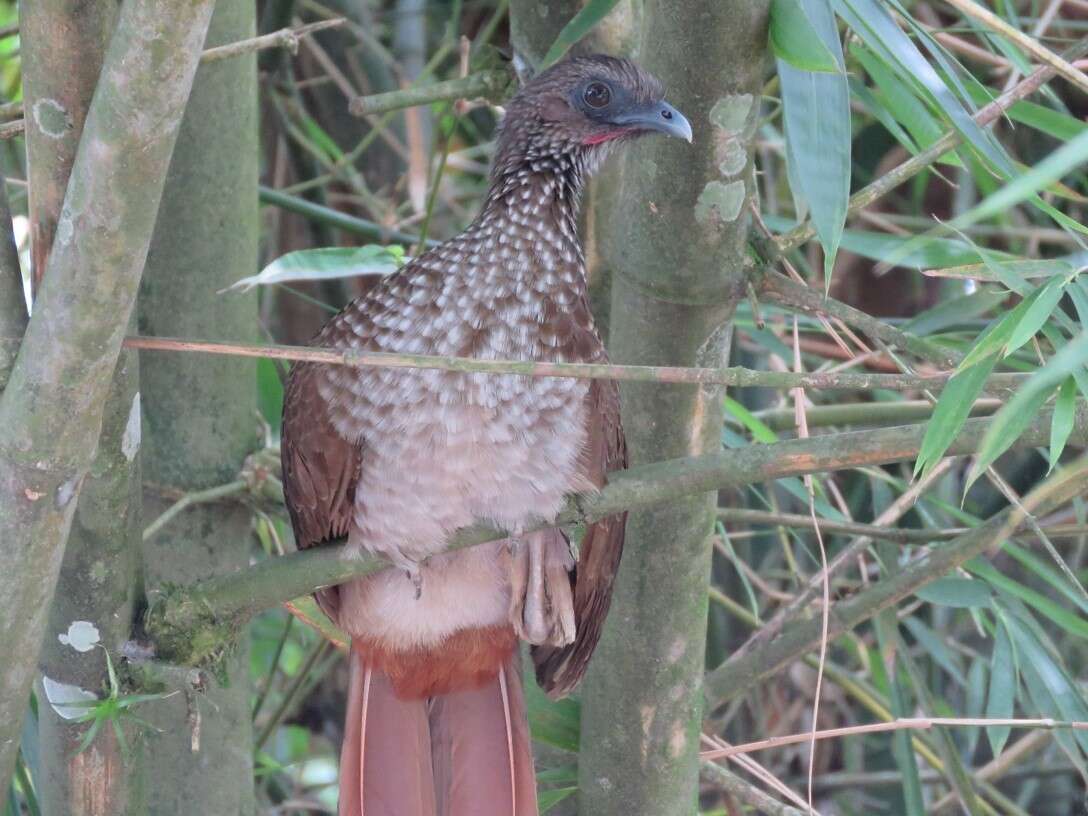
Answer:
(0, 0, 218, 792)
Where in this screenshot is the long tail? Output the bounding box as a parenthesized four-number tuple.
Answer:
(339, 642, 538, 816)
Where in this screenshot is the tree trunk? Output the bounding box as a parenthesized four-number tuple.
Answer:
(0, 0, 217, 791)
(135, 0, 259, 812)
(578, 3, 769, 814)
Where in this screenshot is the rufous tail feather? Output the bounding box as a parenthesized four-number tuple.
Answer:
(340, 641, 538, 816)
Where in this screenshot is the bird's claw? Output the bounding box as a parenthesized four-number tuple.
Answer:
(405, 566, 423, 600)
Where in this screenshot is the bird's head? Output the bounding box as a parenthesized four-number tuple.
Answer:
(492, 55, 692, 181)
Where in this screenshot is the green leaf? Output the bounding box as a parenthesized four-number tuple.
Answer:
(965, 83, 1087, 142)
(1049, 377, 1077, 469)
(257, 359, 285, 434)
(915, 577, 991, 608)
(770, 0, 842, 72)
(541, 0, 623, 67)
(914, 353, 997, 478)
(952, 129, 1088, 234)
(970, 559, 1088, 640)
(852, 43, 954, 163)
(902, 616, 966, 685)
(777, 0, 849, 279)
(224, 245, 405, 293)
(539, 787, 577, 813)
(901, 289, 1008, 336)
(985, 620, 1016, 756)
(1003, 276, 1067, 356)
(968, 333, 1088, 488)
(835, 0, 1013, 175)
(722, 396, 778, 444)
(525, 680, 581, 752)
(1003, 608, 1088, 762)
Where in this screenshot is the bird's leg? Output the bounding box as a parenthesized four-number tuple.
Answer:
(505, 523, 527, 555)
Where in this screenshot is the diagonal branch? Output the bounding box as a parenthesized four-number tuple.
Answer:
(144, 404, 1087, 665)
(702, 456, 1088, 712)
(756, 269, 962, 369)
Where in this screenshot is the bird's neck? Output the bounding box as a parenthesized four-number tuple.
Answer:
(473, 152, 590, 283)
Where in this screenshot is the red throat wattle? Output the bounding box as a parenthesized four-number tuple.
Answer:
(583, 128, 629, 145)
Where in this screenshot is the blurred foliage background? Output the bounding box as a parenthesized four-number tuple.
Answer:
(4, 0, 1088, 813)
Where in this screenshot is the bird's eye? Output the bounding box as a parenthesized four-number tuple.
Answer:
(583, 82, 612, 109)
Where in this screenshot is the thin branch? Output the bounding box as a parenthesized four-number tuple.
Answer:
(702, 717, 1088, 759)
(143, 411, 1088, 664)
(0, 119, 24, 140)
(700, 761, 807, 816)
(200, 18, 346, 64)
(119, 334, 1033, 391)
(258, 185, 437, 247)
(348, 68, 514, 117)
(772, 37, 1088, 257)
(142, 479, 248, 542)
(718, 508, 966, 543)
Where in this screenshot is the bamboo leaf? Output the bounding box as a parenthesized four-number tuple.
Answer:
(525, 679, 581, 752)
(1049, 377, 1077, 469)
(539, 787, 577, 813)
(970, 559, 1088, 640)
(770, 0, 841, 72)
(902, 616, 966, 685)
(835, 0, 1012, 174)
(922, 259, 1076, 282)
(223, 245, 405, 293)
(778, 0, 850, 279)
(953, 129, 1088, 234)
(968, 333, 1088, 488)
(914, 353, 997, 478)
(541, 0, 623, 67)
(915, 577, 991, 608)
(985, 620, 1016, 756)
(1003, 276, 1067, 356)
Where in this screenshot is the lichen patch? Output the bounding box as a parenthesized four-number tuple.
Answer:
(58, 620, 100, 653)
(708, 94, 754, 135)
(32, 98, 71, 139)
(694, 180, 745, 227)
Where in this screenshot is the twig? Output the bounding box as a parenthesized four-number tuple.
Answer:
(0, 119, 24, 140)
(201, 19, 346, 64)
(258, 185, 437, 247)
(121, 334, 1034, 392)
(719, 508, 966, 543)
(348, 69, 514, 117)
(701, 717, 1088, 759)
(700, 759, 808, 816)
(142, 479, 248, 542)
(772, 37, 1088, 257)
(942, 0, 1088, 95)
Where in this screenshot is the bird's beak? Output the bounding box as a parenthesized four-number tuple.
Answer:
(612, 100, 693, 143)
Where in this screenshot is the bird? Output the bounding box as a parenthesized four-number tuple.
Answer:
(280, 54, 692, 816)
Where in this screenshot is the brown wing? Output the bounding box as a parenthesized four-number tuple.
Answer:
(281, 361, 364, 622)
(531, 376, 627, 698)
